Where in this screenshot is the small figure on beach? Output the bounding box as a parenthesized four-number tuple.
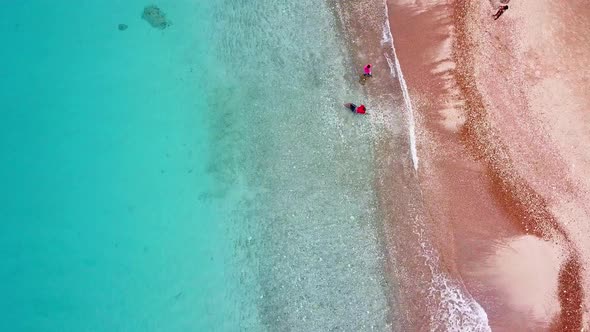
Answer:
(363, 64, 372, 77)
(344, 103, 367, 115)
(493, 5, 509, 20)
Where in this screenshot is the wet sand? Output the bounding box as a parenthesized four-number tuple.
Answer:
(336, 0, 493, 330)
(386, 0, 590, 330)
(330, 1, 426, 329)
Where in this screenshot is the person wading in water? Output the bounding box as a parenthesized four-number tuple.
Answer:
(359, 64, 373, 85)
(363, 64, 372, 77)
(344, 103, 367, 114)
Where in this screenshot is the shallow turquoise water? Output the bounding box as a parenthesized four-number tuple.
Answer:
(0, 1, 390, 331)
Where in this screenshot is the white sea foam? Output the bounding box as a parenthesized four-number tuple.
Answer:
(381, 7, 418, 171)
(381, 2, 491, 330)
(407, 216, 491, 331)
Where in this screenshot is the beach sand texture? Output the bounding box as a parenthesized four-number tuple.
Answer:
(384, 0, 590, 330)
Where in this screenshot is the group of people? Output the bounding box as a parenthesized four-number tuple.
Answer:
(346, 64, 372, 115)
(348, 2, 508, 116)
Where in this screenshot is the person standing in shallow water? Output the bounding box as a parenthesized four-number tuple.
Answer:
(363, 64, 372, 77)
(493, 5, 509, 20)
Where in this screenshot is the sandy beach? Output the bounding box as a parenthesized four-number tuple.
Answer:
(383, 0, 590, 330)
(336, 0, 491, 329)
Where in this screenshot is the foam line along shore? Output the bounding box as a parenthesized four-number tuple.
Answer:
(387, 0, 590, 330)
(334, 0, 491, 330)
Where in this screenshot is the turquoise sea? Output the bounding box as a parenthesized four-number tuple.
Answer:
(1, 1, 390, 331)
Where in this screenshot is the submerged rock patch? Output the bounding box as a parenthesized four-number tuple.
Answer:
(142, 5, 171, 30)
(118, 23, 128, 31)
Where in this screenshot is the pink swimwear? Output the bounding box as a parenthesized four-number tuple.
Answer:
(363, 64, 372, 76)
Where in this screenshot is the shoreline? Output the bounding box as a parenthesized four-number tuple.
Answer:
(334, 0, 590, 329)
(386, 0, 590, 330)
(334, 0, 492, 330)
(330, 2, 418, 329)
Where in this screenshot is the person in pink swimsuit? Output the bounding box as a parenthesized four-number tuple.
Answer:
(363, 64, 372, 77)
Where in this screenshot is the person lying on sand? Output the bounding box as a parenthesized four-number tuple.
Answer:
(363, 64, 372, 77)
(493, 5, 509, 20)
